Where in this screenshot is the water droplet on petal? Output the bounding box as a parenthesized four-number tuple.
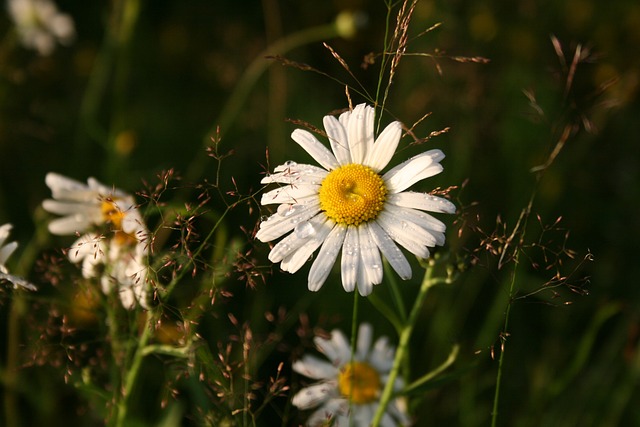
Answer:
(277, 204, 293, 216)
(294, 221, 316, 239)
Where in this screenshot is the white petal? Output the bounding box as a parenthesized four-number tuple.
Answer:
(95, 271, 109, 293)
(369, 336, 395, 372)
(364, 121, 402, 172)
(306, 398, 348, 425)
(368, 221, 412, 280)
(291, 129, 339, 171)
(255, 201, 321, 242)
(42, 199, 84, 215)
(380, 411, 397, 427)
(353, 403, 375, 427)
(0, 272, 37, 291)
(0, 223, 12, 245)
(384, 203, 447, 236)
(347, 103, 375, 164)
(293, 355, 339, 380)
(340, 226, 359, 292)
(315, 329, 350, 366)
(377, 211, 431, 259)
(279, 220, 332, 274)
(383, 149, 445, 193)
(381, 207, 440, 246)
(356, 224, 383, 296)
(87, 177, 128, 199)
(268, 215, 331, 264)
(120, 209, 146, 237)
(0, 241, 18, 266)
(292, 382, 335, 409)
(308, 224, 346, 292)
(118, 287, 136, 310)
(339, 109, 351, 129)
(387, 399, 411, 426)
(387, 191, 456, 214)
(323, 114, 351, 165)
(45, 172, 90, 200)
(260, 183, 319, 206)
(356, 323, 373, 360)
(68, 234, 104, 262)
(48, 215, 94, 235)
(261, 163, 327, 185)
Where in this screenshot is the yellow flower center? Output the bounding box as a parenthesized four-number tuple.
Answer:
(101, 199, 138, 246)
(101, 199, 126, 229)
(338, 362, 381, 404)
(318, 164, 387, 226)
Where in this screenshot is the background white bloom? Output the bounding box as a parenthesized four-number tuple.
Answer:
(7, 0, 75, 56)
(42, 172, 136, 236)
(292, 323, 409, 427)
(0, 223, 37, 290)
(43, 173, 151, 309)
(257, 104, 456, 295)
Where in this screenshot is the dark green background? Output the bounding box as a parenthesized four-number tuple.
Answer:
(1, 0, 638, 426)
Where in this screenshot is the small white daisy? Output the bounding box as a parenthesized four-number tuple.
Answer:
(42, 173, 150, 309)
(257, 103, 455, 295)
(7, 0, 75, 56)
(292, 323, 409, 427)
(0, 223, 37, 291)
(66, 232, 149, 310)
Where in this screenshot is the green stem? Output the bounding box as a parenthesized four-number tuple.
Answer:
(491, 193, 535, 427)
(371, 260, 443, 427)
(114, 310, 155, 427)
(490, 271, 517, 427)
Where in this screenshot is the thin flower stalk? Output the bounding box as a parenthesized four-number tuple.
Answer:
(371, 260, 447, 427)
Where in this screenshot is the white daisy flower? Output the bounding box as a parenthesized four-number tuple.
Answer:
(43, 173, 151, 309)
(7, 0, 75, 56)
(66, 233, 149, 310)
(257, 103, 455, 295)
(0, 223, 37, 291)
(292, 323, 410, 427)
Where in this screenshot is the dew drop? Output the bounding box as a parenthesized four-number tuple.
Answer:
(260, 215, 270, 222)
(277, 204, 293, 216)
(294, 222, 316, 239)
(284, 160, 297, 167)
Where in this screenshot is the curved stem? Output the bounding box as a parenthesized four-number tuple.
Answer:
(114, 309, 155, 427)
(371, 261, 443, 427)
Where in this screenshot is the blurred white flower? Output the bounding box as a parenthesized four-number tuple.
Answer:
(292, 323, 409, 427)
(43, 173, 151, 309)
(7, 0, 75, 56)
(0, 223, 37, 291)
(257, 103, 455, 295)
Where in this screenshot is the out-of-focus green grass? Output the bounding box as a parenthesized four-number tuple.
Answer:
(1, 0, 639, 426)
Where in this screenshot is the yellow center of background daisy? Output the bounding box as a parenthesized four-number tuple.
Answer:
(318, 164, 386, 226)
(101, 199, 126, 229)
(101, 200, 138, 246)
(338, 361, 381, 404)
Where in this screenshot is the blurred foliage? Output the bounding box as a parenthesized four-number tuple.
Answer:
(0, 0, 639, 426)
